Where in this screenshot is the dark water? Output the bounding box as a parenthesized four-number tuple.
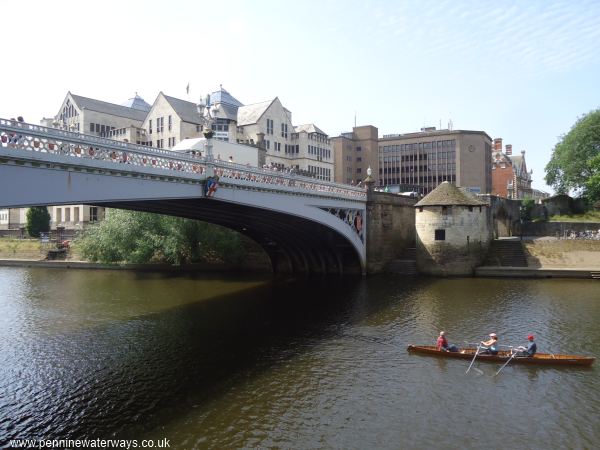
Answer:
(1, 267, 599, 449)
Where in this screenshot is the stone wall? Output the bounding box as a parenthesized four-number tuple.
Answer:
(365, 191, 416, 273)
(521, 221, 600, 237)
(523, 240, 600, 268)
(479, 195, 521, 238)
(416, 205, 490, 276)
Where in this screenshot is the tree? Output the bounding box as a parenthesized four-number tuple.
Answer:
(520, 198, 535, 222)
(76, 209, 249, 265)
(585, 154, 600, 205)
(545, 108, 600, 195)
(26, 206, 51, 237)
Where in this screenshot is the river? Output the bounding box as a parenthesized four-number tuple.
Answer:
(1, 267, 599, 449)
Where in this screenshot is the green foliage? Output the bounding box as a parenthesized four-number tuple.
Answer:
(585, 153, 600, 204)
(75, 209, 247, 265)
(520, 198, 535, 222)
(545, 108, 600, 195)
(25, 207, 51, 237)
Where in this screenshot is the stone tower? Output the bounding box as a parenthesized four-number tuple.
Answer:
(414, 182, 490, 276)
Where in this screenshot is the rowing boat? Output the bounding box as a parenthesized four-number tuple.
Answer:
(407, 345, 595, 366)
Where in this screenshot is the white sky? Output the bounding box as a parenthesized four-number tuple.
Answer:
(2, 0, 599, 192)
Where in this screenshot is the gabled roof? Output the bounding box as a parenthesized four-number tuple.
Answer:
(121, 93, 151, 112)
(237, 99, 275, 126)
(70, 93, 147, 121)
(492, 151, 512, 165)
(163, 94, 202, 124)
(217, 103, 239, 121)
(295, 123, 327, 135)
(415, 181, 487, 207)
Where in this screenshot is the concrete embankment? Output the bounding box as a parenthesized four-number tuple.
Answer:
(476, 238, 600, 279)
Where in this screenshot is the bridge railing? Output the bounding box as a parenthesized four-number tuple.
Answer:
(0, 118, 207, 176)
(0, 118, 367, 200)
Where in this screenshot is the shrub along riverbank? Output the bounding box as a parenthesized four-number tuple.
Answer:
(1, 210, 271, 271)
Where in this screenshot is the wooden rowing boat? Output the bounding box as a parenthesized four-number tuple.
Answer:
(407, 345, 595, 366)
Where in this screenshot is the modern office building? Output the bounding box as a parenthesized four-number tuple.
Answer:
(332, 126, 493, 195)
(378, 128, 493, 195)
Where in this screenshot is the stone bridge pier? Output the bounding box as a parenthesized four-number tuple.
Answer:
(365, 190, 417, 274)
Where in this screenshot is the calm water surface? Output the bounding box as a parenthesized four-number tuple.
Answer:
(1, 267, 599, 449)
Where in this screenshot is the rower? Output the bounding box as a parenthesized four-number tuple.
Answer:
(436, 331, 459, 352)
(480, 333, 499, 355)
(515, 334, 537, 357)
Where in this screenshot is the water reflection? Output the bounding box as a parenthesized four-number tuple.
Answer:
(0, 268, 599, 449)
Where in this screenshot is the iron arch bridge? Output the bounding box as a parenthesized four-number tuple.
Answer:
(0, 119, 367, 274)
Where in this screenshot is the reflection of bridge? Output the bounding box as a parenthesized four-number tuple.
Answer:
(0, 119, 368, 274)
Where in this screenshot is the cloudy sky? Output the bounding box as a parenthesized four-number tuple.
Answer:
(2, 0, 599, 192)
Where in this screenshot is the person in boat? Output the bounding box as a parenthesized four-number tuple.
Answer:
(515, 334, 537, 357)
(436, 331, 459, 352)
(480, 333, 499, 355)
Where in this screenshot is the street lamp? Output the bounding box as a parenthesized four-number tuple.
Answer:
(196, 94, 220, 160)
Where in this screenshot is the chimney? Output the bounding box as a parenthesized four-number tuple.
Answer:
(493, 138, 503, 151)
(505, 144, 512, 155)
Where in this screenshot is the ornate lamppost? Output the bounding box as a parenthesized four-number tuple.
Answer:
(196, 94, 220, 161)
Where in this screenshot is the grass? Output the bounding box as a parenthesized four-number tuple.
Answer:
(547, 210, 600, 222)
(0, 237, 81, 260)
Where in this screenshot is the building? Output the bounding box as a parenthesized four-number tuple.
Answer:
(236, 97, 334, 180)
(331, 125, 379, 185)
(414, 181, 490, 276)
(378, 128, 493, 195)
(332, 126, 493, 194)
(491, 138, 533, 199)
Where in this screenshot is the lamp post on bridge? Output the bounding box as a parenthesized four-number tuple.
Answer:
(196, 94, 220, 161)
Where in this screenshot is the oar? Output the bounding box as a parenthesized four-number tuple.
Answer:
(494, 350, 519, 376)
(466, 344, 482, 374)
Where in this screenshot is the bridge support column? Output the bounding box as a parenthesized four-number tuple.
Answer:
(365, 191, 417, 274)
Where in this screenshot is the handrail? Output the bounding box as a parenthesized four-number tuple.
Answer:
(0, 118, 367, 200)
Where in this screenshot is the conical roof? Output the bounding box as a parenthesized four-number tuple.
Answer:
(414, 182, 487, 207)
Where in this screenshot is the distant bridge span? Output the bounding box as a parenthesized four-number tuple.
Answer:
(0, 119, 368, 274)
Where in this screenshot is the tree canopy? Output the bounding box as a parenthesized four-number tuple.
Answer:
(545, 108, 600, 197)
(76, 209, 251, 265)
(26, 207, 51, 237)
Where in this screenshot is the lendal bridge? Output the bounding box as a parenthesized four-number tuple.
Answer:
(0, 119, 415, 275)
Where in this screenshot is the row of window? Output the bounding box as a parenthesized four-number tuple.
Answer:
(308, 145, 331, 159)
(382, 175, 457, 185)
(380, 140, 456, 153)
(381, 151, 456, 163)
(381, 163, 456, 173)
(285, 144, 299, 154)
(308, 133, 330, 144)
(60, 101, 78, 121)
(149, 116, 173, 134)
(308, 165, 332, 181)
(90, 123, 115, 135)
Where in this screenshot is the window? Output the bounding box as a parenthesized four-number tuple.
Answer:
(168, 115, 172, 131)
(357, 157, 362, 162)
(266, 119, 273, 135)
(149, 119, 152, 134)
(356, 146, 362, 152)
(281, 123, 288, 138)
(90, 123, 95, 132)
(435, 229, 446, 241)
(90, 207, 98, 222)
